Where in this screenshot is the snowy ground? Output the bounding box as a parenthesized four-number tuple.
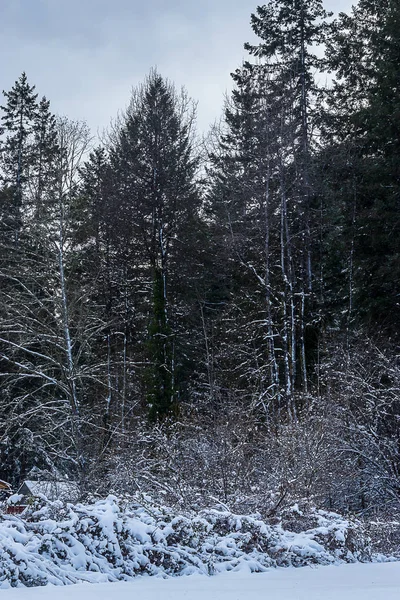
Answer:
(2, 562, 400, 600)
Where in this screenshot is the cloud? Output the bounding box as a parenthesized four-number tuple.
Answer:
(0, 0, 353, 136)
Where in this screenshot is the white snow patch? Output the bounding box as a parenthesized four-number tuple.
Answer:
(1, 562, 399, 600)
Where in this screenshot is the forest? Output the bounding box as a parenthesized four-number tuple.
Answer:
(0, 0, 399, 523)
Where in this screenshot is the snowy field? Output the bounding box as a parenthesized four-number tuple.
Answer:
(2, 563, 400, 600)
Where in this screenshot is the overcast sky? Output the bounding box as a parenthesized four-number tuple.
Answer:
(1, 0, 354, 136)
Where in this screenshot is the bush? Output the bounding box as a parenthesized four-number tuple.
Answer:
(0, 495, 374, 588)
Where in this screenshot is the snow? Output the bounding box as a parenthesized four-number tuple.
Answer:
(1, 562, 399, 600)
(0, 496, 376, 588)
(19, 481, 79, 503)
(7, 495, 23, 505)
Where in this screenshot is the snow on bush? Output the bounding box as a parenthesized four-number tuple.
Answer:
(0, 496, 372, 588)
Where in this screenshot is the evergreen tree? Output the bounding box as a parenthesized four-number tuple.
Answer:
(207, 1, 332, 414)
(0, 73, 38, 241)
(76, 146, 136, 441)
(103, 71, 201, 420)
(325, 0, 400, 331)
(30, 96, 59, 221)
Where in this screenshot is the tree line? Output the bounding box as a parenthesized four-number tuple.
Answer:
(0, 0, 399, 516)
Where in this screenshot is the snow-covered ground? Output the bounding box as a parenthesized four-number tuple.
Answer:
(3, 563, 400, 600)
(0, 498, 374, 587)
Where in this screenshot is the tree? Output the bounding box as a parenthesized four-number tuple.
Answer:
(0, 112, 107, 483)
(0, 73, 38, 242)
(96, 70, 202, 420)
(207, 1, 332, 417)
(29, 96, 59, 221)
(325, 0, 400, 331)
(247, 0, 333, 384)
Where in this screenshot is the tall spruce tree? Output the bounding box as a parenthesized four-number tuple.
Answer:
(106, 71, 201, 420)
(30, 96, 59, 222)
(0, 73, 38, 241)
(208, 1, 332, 415)
(247, 0, 333, 396)
(325, 0, 400, 331)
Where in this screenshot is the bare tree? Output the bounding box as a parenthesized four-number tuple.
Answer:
(0, 117, 110, 481)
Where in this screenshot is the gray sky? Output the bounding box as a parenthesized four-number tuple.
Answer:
(1, 0, 353, 135)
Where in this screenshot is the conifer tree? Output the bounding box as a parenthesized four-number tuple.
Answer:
(208, 1, 332, 414)
(30, 96, 59, 221)
(325, 0, 400, 331)
(106, 70, 201, 420)
(0, 73, 38, 241)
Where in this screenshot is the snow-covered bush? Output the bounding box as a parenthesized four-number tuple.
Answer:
(365, 520, 400, 559)
(0, 495, 373, 588)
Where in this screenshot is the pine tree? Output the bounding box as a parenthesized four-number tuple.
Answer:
(247, 0, 333, 394)
(325, 0, 400, 331)
(104, 70, 201, 420)
(207, 64, 282, 413)
(0, 73, 38, 241)
(207, 1, 332, 415)
(30, 96, 59, 221)
(77, 146, 135, 441)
